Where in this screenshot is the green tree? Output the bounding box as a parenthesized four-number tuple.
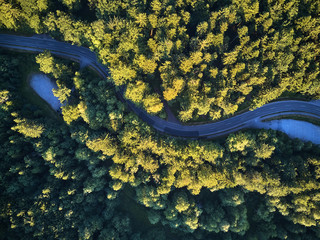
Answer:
(62, 104, 81, 124)
(36, 51, 55, 74)
(52, 85, 71, 104)
(0, 1, 21, 30)
(254, 143, 275, 159)
(12, 118, 44, 138)
(147, 209, 161, 225)
(143, 94, 163, 113)
(173, 191, 190, 213)
(226, 132, 255, 153)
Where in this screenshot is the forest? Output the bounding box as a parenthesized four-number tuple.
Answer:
(1, 0, 320, 239)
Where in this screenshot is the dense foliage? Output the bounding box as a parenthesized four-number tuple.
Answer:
(1, 0, 320, 121)
(1, 49, 320, 239)
(86, 0, 320, 122)
(1, 0, 320, 239)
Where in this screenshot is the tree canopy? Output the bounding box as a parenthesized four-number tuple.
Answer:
(1, 0, 320, 239)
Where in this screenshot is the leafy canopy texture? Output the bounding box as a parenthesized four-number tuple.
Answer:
(83, 0, 320, 120)
(1, 0, 320, 239)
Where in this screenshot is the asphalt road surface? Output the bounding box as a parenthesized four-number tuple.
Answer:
(1, 34, 320, 138)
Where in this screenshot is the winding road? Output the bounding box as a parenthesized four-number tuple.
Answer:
(1, 34, 320, 139)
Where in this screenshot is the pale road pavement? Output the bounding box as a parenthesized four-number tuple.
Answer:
(1, 34, 320, 139)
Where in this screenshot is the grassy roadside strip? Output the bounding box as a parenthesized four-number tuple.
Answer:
(262, 114, 320, 127)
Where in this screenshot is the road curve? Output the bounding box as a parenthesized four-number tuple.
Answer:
(1, 33, 320, 139)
